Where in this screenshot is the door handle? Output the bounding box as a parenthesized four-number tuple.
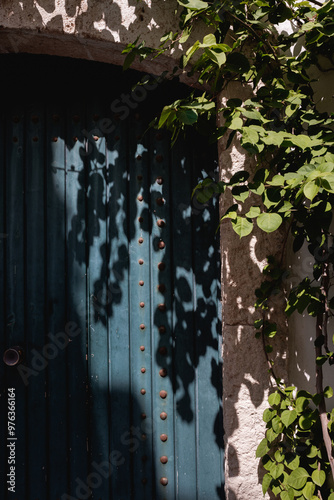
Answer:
(3, 346, 24, 366)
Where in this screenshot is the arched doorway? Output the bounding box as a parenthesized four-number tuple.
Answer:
(0, 54, 224, 500)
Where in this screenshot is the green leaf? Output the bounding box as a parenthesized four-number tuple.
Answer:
(257, 213, 283, 233)
(177, 108, 198, 125)
(271, 463, 284, 479)
(295, 397, 309, 414)
(266, 427, 279, 443)
(287, 467, 309, 489)
(178, 0, 208, 10)
(206, 48, 226, 67)
(268, 392, 281, 406)
(200, 33, 216, 46)
(280, 489, 294, 500)
(246, 206, 261, 218)
(256, 438, 269, 458)
(263, 408, 274, 422)
(229, 116, 243, 130)
(311, 469, 326, 487)
(303, 181, 319, 201)
(324, 386, 333, 398)
(242, 127, 259, 145)
(272, 415, 283, 434)
(302, 481, 315, 500)
(262, 473, 272, 495)
(281, 409, 297, 427)
(232, 217, 253, 238)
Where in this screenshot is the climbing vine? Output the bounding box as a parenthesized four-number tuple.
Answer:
(124, 0, 334, 497)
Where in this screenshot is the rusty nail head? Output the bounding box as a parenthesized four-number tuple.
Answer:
(73, 137, 78, 142)
(140, 345, 145, 351)
(159, 346, 167, 356)
(157, 219, 165, 228)
(93, 135, 99, 141)
(156, 197, 165, 206)
(141, 477, 147, 484)
(160, 433, 168, 442)
(136, 155, 142, 161)
(138, 216, 144, 223)
(159, 368, 167, 378)
(160, 412, 167, 420)
(160, 456, 168, 464)
(141, 367, 146, 373)
(156, 155, 163, 163)
(139, 302, 145, 308)
(138, 259, 144, 265)
(156, 176, 164, 184)
(159, 325, 166, 334)
(160, 477, 168, 486)
(158, 303, 166, 312)
(159, 390, 167, 399)
(137, 195, 143, 202)
(141, 412, 147, 420)
(158, 284, 166, 293)
(137, 174, 143, 181)
(139, 280, 144, 286)
(53, 137, 58, 142)
(142, 433, 147, 441)
(140, 323, 145, 330)
(158, 241, 165, 250)
(138, 237, 144, 244)
(140, 388, 146, 395)
(158, 262, 166, 271)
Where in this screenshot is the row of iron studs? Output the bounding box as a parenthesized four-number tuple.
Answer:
(137, 169, 169, 489)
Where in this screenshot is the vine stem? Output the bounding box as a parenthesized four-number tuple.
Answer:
(317, 260, 334, 481)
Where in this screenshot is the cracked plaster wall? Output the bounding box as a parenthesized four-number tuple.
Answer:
(0, 3, 292, 499)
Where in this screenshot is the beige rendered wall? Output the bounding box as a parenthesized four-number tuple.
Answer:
(0, 2, 290, 499)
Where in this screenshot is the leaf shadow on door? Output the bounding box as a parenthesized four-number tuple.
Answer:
(0, 54, 224, 500)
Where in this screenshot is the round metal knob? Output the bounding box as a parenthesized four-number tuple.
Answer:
(3, 346, 24, 366)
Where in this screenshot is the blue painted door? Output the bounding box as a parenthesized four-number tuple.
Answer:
(0, 55, 224, 500)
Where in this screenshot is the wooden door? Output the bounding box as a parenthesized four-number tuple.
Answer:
(0, 55, 224, 500)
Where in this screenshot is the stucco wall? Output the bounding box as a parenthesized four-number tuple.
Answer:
(218, 83, 288, 500)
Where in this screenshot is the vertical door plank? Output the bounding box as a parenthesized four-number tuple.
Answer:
(128, 116, 153, 500)
(170, 139, 198, 499)
(192, 144, 224, 499)
(86, 108, 110, 500)
(107, 119, 132, 499)
(66, 107, 89, 497)
(150, 129, 175, 500)
(25, 104, 47, 499)
(46, 107, 68, 498)
(0, 106, 6, 500)
(5, 107, 27, 500)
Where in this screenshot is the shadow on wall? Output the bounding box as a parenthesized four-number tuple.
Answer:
(219, 114, 288, 497)
(0, 54, 224, 499)
(3, 0, 181, 47)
